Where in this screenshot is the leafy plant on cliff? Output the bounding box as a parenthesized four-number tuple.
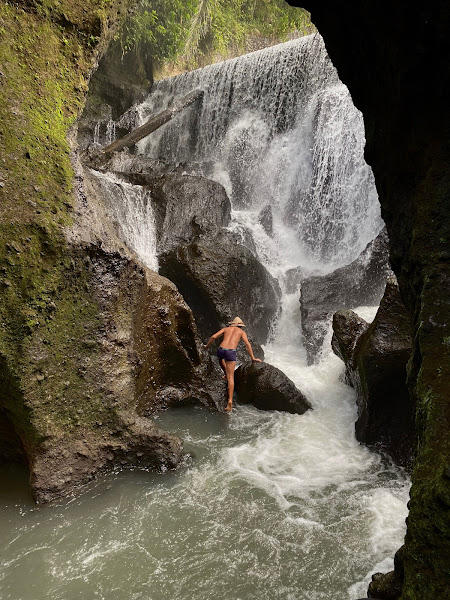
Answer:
(122, 0, 315, 74)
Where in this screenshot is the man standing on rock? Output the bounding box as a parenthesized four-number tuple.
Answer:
(204, 317, 261, 412)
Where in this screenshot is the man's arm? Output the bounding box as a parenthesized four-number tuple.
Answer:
(204, 328, 225, 349)
(241, 331, 261, 362)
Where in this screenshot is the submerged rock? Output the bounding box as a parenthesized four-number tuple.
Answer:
(332, 276, 414, 467)
(159, 230, 281, 357)
(234, 361, 312, 414)
(300, 227, 391, 363)
(258, 204, 273, 237)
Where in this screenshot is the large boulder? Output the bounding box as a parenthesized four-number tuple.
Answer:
(300, 228, 391, 363)
(90, 158, 232, 254)
(159, 230, 281, 358)
(144, 173, 231, 253)
(331, 277, 414, 467)
(234, 361, 312, 414)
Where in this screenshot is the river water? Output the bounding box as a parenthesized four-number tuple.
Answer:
(0, 36, 409, 600)
(0, 309, 409, 599)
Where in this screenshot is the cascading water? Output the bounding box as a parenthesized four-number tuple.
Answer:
(133, 34, 382, 273)
(90, 170, 159, 271)
(0, 35, 408, 600)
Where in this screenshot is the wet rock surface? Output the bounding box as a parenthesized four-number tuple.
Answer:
(159, 230, 281, 359)
(331, 310, 369, 372)
(332, 277, 414, 467)
(300, 228, 391, 363)
(144, 173, 231, 253)
(234, 361, 312, 414)
(367, 545, 405, 600)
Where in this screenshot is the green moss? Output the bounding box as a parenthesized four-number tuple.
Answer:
(0, 1, 134, 446)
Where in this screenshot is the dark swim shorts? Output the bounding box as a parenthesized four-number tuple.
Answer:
(217, 347, 237, 362)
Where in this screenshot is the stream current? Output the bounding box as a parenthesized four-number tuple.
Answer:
(0, 35, 409, 599)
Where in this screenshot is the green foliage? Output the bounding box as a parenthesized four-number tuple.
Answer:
(122, 0, 315, 72)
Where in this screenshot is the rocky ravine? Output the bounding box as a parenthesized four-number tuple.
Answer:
(289, 1, 450, 598)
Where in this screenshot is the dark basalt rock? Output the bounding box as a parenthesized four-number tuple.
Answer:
(331, 310, 369, 372)
(332, 277, 414, 467)
(148, 174, 231, 253)
(367, 545, 405, 600)
(234, 361, 312, 414)
(258, 204, 273, 237)
(103, 167, 232, 254)
(159, 230, 281, 359)
(300, 227, 391, 363)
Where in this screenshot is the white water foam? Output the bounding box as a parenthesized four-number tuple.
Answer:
(133, 34, 383, 274)
(90, 170, 159, 271)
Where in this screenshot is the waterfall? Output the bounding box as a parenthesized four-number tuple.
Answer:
(0, 35, 408, 600)
(90, 170, 159, 271)
(134, 34, 383, 274)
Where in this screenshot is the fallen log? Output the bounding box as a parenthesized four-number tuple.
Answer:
(100, 89, 204, 155)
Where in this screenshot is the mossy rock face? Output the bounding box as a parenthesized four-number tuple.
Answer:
(292, 1, 450, 597)
(0, 0, 225, 502)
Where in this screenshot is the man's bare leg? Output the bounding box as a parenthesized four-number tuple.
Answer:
(225, 360, 236, 412)
(220, 358, 227, 380)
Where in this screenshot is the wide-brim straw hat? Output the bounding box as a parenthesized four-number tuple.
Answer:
(228, 317, 246, 327)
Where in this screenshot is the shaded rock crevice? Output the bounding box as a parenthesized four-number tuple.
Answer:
(332, 277, 414, 468)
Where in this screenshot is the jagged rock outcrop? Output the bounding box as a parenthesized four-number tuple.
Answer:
(126, 172, 232, 253)
(331, 310, 369, 371)
(234, 362, 312, 414)
(300, 228, 391, 363)
(367, 546, 406, 600)
(159, 230, 281, 358)
(289, 3, 450, 596)
(332, 277, 414, 468)
(78, 32, 154, 151)
(258, 204, 274, 237)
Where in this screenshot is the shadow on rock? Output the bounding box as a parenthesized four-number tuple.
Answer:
(234, 361, 312, 414)
(332, 276, 414, 468)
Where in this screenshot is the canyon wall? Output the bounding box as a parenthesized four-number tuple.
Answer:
(287, 1, 449, 598)
(0, 0, 222, 502)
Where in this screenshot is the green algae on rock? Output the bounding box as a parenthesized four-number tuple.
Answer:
(0, 0, 223, 503)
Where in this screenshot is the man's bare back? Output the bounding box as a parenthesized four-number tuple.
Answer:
(218, 326, 246, 349)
